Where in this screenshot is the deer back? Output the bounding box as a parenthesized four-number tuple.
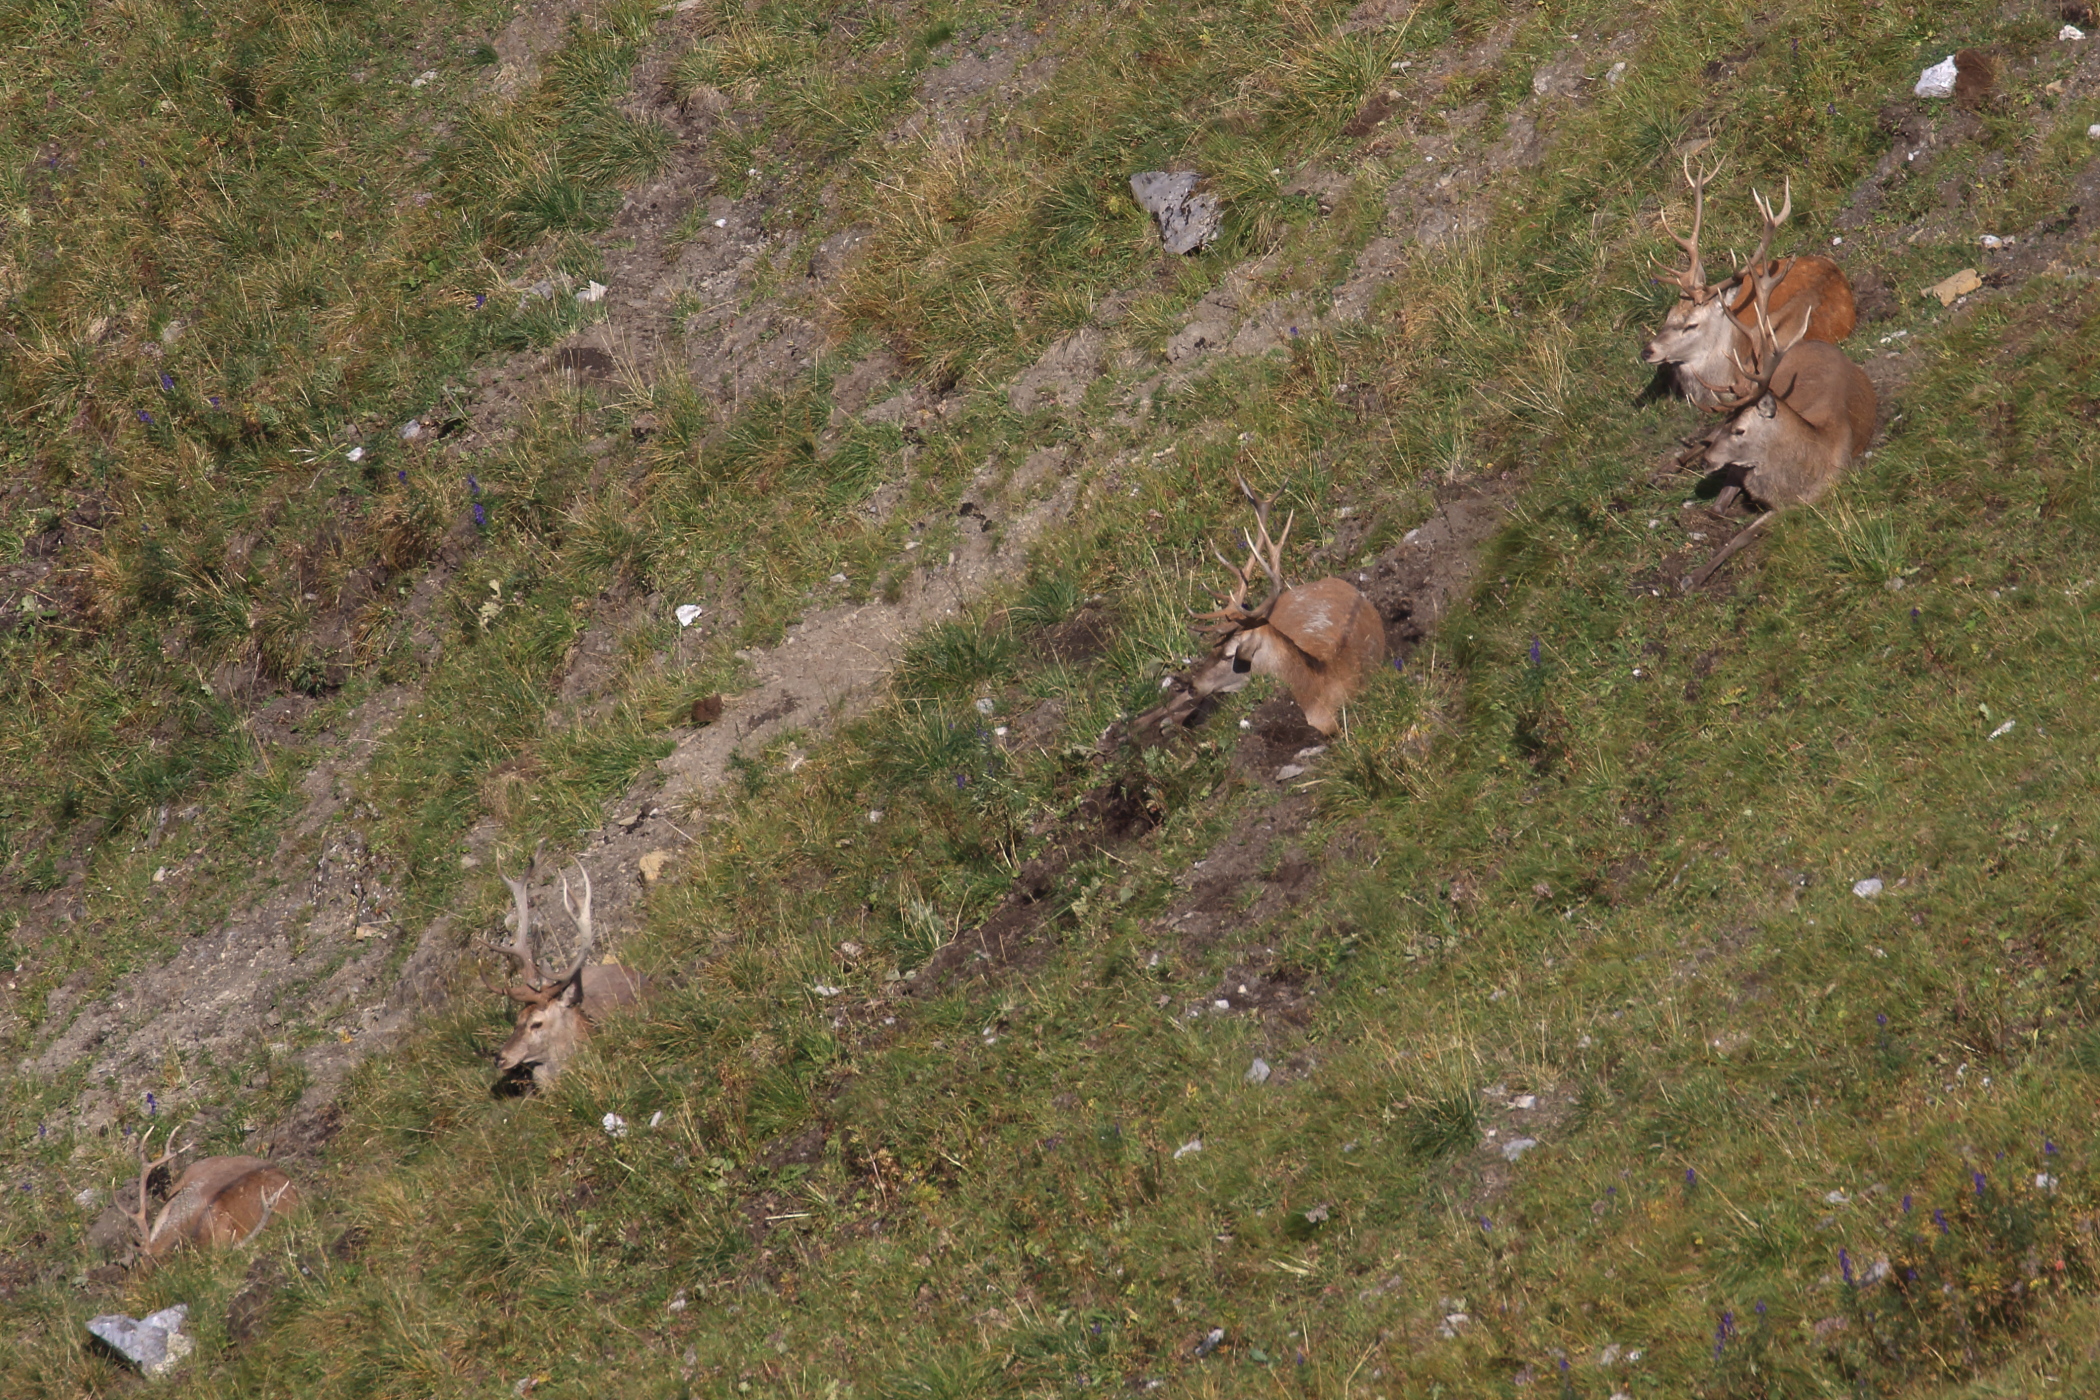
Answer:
(1705, 340, 1877, 508)
(1722, 255, 1856, 346)
(1191, 577, 1384, 735)
(144, 1157, 297, 1258)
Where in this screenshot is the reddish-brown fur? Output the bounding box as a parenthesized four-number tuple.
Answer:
(124, 1128, 298, 1265)
(142, 1157, 300, 1258)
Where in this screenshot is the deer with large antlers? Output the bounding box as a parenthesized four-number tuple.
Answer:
(1642, 155, 1857, 411)
(484, 859, 650, 1088)
(122, 1123, 299, 1265)
(1680, 185, 1877, 590)
(1129, 481, 1385, 739)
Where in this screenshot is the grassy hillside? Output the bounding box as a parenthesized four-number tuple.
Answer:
(7, 0, 2100, 1395)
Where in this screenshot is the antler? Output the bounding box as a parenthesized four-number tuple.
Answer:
(1655, 152, 1724, 296)
(478, 850, 545, 995)
(1700, 182, 1805, 410)
(551, 863, 596, 988)
(126, 1120, 193, 1257)
(1193, 476, 1294, 628)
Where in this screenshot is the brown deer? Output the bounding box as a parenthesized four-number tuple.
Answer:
(1680, 187, 1878, 591)
(1642, 156, 1857, 411)
(484, 861, 649, 1088)
(124, 1124, 298, 1264)
(1128, 481, 1384, 739)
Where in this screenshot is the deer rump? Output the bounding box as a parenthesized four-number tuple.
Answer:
(141, 1157, 298, 1258)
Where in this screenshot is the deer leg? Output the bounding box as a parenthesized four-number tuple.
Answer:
(1680, 511, 1780, 592)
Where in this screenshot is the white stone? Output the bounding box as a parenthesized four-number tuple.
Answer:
(674, 604, 704, 628)
(1173, 1138, 1203, 1160)
(2061, 23, 2086, 40)
(1501, 1137, 1539, 1161)
(602, 1113, 629, 1139)
(1915, 56, 1957, 98)
(1852, 878, 1883, 898)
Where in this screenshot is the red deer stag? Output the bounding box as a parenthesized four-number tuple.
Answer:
(485, 861, 649, 1088)
(1681, 186, 1878, 591)
(1642, 156, 1857, 411)
(1128, 481, 1384, 740)
(124, 1124, 298, 1264)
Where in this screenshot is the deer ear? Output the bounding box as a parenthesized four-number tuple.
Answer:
(1756, 393, 1778, 419)
(557, 975, 586, 1008)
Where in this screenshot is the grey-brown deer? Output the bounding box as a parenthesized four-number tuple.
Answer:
(1642, 156, 1857, 411)
(124, 1124, 298, 1265)
(1681, 186, 1878, 590)
(485, 861, 649, 1088)
(1130, 481, 1385, 739)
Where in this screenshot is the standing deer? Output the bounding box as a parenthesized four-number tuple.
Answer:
(484, 861, 649, 1088)
(123, 1124, 298, 1264)
(1642, 156, 1857, 410)
(1681, 186, 1878, 591)
(1128, 481, 1385, 739)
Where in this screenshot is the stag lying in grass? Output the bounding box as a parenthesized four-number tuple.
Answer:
(484, 861, 649, 1089)
(1642, 156, 1856, 412)
(1128, 481, 1385, 740)
(124, 1124, 298, 1265)
(1680, 188, 1878, 591)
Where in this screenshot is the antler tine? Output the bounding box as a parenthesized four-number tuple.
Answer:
(1656, 151, 1722, 293)
(554, 862, 595, 986)
(1190, 545, 1256, 623)
(478, 848, 544, 988)
(129, 1119, 194, 1253)
(1744, 178, 1791, 286)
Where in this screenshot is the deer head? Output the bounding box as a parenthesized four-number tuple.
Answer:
(124, 1123, 298, 1265)
(489, 862, 643, 1087)
(1168, 479, 1385, 737)
(1643, 165, 1846, 409)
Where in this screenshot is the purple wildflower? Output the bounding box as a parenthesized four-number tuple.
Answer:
(1974, 1171, 1987, 1197)
(1686, 1167, 1697, 1187)
(145, 1091, 157, 1116)
(397, 470, 408, 484)
(472, 502, 486, 529)
(1906, 1268, 1918, 1282)
(1911, 607, 1920, 620)
(1876, 1012, 1887, 1026)
(136, 409, 153, 424)
(1479, 1216, 1492, 1231)
(954, 773, 968, 790)
(208, 395, 221, 407)
(1529, 637, 1541, 665)
(1933, 1208, 1949, 1234)
(1840, 1247, 1855, 1285)
(467, 474, 480, 496)
(2046, 1140, 2059, 1155)
(1391, 655, 1403, 671)
(159, 372, 175, 392)
(474, 293, 487, 308)
(1754, 1300, 1766, 1316)
(1902, 1194, 1912, 1213)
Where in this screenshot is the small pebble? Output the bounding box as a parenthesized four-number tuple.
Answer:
(1852, 878, 1884, 899)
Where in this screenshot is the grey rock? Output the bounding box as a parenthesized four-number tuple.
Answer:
(1130, 171, 1221, 255)
(88, 1304, 194, 1376)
